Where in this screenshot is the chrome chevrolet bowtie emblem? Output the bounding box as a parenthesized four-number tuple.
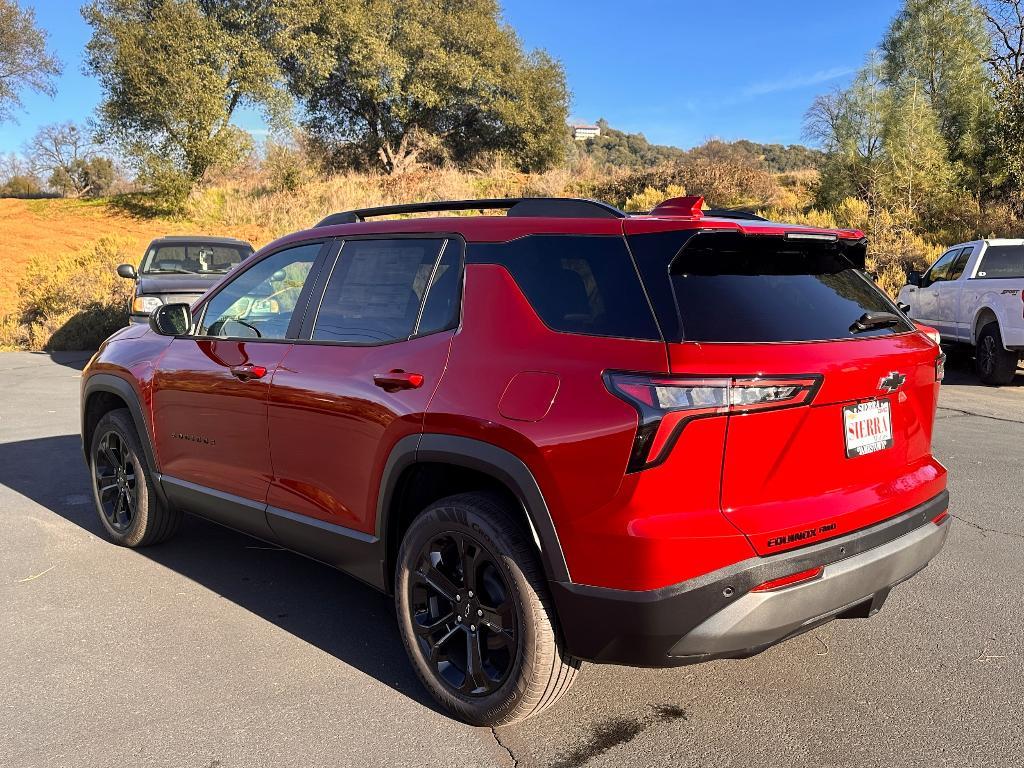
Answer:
(878, 371, 906, 393)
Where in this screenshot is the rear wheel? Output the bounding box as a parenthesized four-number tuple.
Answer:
(975, 323, 1019, 386)
(394, 492, 579, 726)
(89, 409, 181, 547)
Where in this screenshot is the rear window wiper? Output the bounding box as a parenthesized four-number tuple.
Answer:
(849, 311, 902, 333)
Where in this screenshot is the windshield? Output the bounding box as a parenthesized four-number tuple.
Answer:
(140, 243, 250, 275)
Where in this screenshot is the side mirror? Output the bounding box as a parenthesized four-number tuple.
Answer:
(117, 263, 137, 280)
(897, 302, 911, 315)
(149, 303, 192, 336)
(906, 270, 922, 287)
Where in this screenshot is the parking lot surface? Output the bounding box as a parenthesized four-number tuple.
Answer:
(1, 352, 1021, 768)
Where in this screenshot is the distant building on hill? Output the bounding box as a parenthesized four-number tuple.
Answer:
(571, 124, 601, 141)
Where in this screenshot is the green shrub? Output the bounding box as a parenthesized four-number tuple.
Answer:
(0, 236, 134, 351)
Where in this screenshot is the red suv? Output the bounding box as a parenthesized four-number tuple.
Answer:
(81, 195, 950, 725)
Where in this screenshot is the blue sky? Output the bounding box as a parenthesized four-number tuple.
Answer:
(0, 0, 902, 154)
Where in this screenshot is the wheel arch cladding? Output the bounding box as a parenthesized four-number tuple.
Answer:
(82, 374, 160, 478)
(378, 434, 571, 591)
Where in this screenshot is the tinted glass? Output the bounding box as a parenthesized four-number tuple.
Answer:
(199, 243, 320, 339)
(668, 235, 913, 342)
(141, 243, 250, 275)
(312, 239, 446, 343)
(947, 248, 972, 281)
(977, 245, 1024, 278)
(468, 235, 660, 340)
(925, 249, 959, 285)
(417, 241, 462, 335)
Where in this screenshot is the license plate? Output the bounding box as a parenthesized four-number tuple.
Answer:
(843, 400, 893, 458)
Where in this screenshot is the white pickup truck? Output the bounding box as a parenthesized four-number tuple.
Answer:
(898, 239, 1023, 385)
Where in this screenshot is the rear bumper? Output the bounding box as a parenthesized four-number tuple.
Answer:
(551, 490, 949, 667)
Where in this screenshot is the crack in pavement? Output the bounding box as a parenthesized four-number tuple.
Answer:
(936, 406, 1024, 425)
(491, 727, 519, 768)
(950, 513, 1024, 541)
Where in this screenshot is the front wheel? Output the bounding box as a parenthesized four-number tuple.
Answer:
(89, 409, 181, 547)
(975, 323, 1019, 386)
(394, 492, 580, 726)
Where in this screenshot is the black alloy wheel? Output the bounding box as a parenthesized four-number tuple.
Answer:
(408, 531, 518, 696)
(93, 429, 138, 533)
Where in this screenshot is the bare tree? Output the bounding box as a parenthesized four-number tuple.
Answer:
(984, 0, 1024, 85)
(0, 0, 61, 122)
(26, 123, 114, 197)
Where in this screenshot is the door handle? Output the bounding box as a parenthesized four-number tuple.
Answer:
(230, 364, 268, 381)
(373, 370, 424, 392)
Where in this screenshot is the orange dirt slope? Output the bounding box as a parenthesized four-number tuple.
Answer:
(0, 197, 267, 309)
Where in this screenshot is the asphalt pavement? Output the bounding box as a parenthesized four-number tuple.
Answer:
(0, 351, 1021, 768)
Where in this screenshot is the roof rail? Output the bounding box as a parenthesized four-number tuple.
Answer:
(315, 197, 626, 227)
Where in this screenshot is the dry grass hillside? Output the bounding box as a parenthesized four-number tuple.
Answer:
(0, 197, 268, 309)
(0, 163, 940, 351)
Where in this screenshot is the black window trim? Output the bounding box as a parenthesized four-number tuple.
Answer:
(187, 238, 337, 343)
(294, 232, 466, 348)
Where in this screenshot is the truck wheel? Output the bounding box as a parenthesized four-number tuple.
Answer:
(975, 323, 1019, 386)
(89, 409, 182, 547)
(395, 492, 580, 726)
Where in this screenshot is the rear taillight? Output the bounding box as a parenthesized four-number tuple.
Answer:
(605, 372, 822, 472)
(751, 566, 824, 592)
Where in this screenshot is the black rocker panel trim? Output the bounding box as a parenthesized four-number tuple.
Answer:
(161, 475, 277, 542)
(158, 475, 388, 590)
(265, 504, 384, 589)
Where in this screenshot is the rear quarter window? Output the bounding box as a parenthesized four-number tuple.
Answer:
(468, 235, 660, 341)
(976, 245, 1024, 279)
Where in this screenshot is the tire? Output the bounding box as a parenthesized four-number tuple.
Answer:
(394, 492, 580, 726)
(89, 408, 182, 547)
(975, 323, 1019, 386)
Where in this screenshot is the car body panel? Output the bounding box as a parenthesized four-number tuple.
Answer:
(81, 199, 948, 670)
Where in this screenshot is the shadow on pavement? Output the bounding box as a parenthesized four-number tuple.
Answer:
(0, 432, 440, 715)
(940, 351, 1023, 388)
(29, 350, 94, 371)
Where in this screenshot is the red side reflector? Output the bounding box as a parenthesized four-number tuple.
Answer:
(932, 510, 950, 525)
(751, 566, 824, 592)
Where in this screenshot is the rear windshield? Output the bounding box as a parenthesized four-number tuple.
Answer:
(141, 243, 251, 275)
(643, 232, 912, 343)
(977, 245, 1024, 279)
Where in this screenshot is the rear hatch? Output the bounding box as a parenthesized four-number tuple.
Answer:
(625, 226, 946, 555)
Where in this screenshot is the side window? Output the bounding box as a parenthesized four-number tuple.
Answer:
(312, 238, 448, 343)
(976, 244, 1024, 278)
(199, 243, 321, 339)
(947, 248, 972, 281)
(417, 241, 462, 336)
(467, 235, 660, 340)
(923, 249, 959, 286)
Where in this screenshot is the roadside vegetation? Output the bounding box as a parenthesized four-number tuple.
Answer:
(4, 0, 1024, 350)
